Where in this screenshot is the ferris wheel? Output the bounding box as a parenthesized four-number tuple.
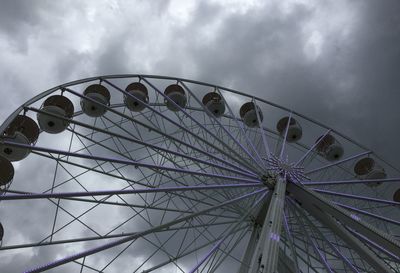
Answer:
(0, 74, 399, 273)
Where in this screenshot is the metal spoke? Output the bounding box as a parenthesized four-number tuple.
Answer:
(304, 177, 400, 186)
(279, 112, 292, 160)
(102, 79, 262, 175)
(24, 188, 266, 273)
(305, 151, 372, 175)
(1, 141, 260, 184)
(0, 183, 263, 201)
(294, 129, 331, 167)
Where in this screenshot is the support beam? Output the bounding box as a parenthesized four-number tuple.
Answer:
(308, 204, 392, 273)
(237, 193, 273, 273)
(287, 182, 397, 272)
(237, 224, 260, 273)
(248, 175, 287, 273)
(288, 199, 360, 273)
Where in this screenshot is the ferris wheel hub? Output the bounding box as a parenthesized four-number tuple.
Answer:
(265, 155, 308, 184)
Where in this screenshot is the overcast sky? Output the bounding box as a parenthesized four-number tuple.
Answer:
(1, 0, 400, 272)
(0, 0, 399, 163)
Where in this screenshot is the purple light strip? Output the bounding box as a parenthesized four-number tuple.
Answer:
(311, 188, 400, 206)
(2, 140, 261, 184)
(0, 183, 265, 201)
(304, 177, 400, 186)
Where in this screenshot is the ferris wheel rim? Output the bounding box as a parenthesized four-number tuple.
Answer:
(0, 74, 380, 155)
(1, 73, 397, 172)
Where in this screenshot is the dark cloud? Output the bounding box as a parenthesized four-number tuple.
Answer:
(0, 0, 63, 52)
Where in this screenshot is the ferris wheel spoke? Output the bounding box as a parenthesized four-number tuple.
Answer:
(304, 177, 400, 186)
(38, 192, 143, 245)
(289, 200, 335, 273)
(294, 129, 332, 167)
(251, 98, 272, 163)
(40, 90, 258, 176)
(285, 234, 370, 273)
(37, 103, 258, 180)
(144, 77, 264, 173)
(179, 81, 267, 171)
(0, 218, 238, 252)
(288, 215, 381, 273)
(100, 240, 139, 272)
(157, 141, 251, 216)
(0, 183, 263, 201)
(100, 79, 262, 175)
(304, 151, 372, 175)
(333, 202, 400, 227)
(112, 227, 189, 273)
(288, 198, 360, 273)
(347, 228, 400, 267)
(11, 186, 223, 250)
(57, 188, 234, 250)
(284, 244, 323, 273)
(278, 112, 293, 160)
(288, 182, 400, 270)
(176, 215, 237, 261)
(205, 225, 251, 273)
(23, 188, 266, 273)
(42, 151, 101, 200)
(3, 141, 260, 184)
(282, 227, 337, 272)
(196, 192, 268, 272)
(187, 189, 267, 273)
(136, 204, 245, 273)
(291, 204, 333, 273)
(100, 113, 257, 179)
(215, 87, 265, 170)
(311, 188, 400, 206)
(44, 191, 233, 272)
(282, 209, 301, 273)
(143, 225, 249, 273)
(68, 121, 204, 191)
(32, 150, 158, 190)
(46, 196, 101, 236)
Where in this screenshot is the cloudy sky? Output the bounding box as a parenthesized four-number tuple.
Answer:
(1, 0, 400, 272)
(0, 0, 399, 163)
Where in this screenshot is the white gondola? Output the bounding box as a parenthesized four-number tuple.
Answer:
(124, 82, 149, 112)
(202, 92, 225, 117)
(81, 84, 110, 117)
(239, 102, 263, 128)
(0, 115, 39, 161)
(37, 95, 74, 134)
(276, 117, 302, 142)
(354, 157, 386, 187)
(315, 134, 344, 161)
(164, 84, 187, 111)
(0, 155, 14, 186)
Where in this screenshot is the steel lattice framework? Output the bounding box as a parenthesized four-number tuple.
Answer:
(0, 74, 399, 273)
